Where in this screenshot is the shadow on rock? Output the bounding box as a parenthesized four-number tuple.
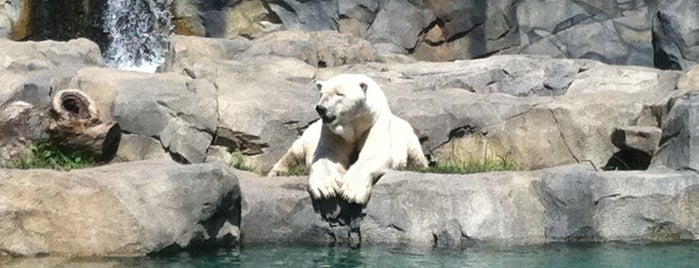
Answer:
(312, 197, 365, 248)
(603, 148, 651, 170)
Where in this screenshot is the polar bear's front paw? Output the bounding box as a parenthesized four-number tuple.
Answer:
(340, 179, 372, 204)
(308, 173, 339, 199)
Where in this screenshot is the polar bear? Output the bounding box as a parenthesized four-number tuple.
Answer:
(268, 74, 428, 204)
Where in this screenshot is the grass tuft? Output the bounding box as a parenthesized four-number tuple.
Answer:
(283, 165, 309, 176)
(412, 156, 519, 174)
(0, 140, 97, 171)
(229, 151, 257, 172)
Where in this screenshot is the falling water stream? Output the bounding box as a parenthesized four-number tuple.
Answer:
(103, 0, 174, 72)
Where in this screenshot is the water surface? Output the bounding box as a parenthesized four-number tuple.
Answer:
(3, 242, 698, 267)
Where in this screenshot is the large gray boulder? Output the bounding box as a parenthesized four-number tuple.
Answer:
(237, 170, 343, 245)
(266, 0, 338, 31)
(158, 35, 322, 171)
(113, 133, 170, 162)
(0, 38, 103, 109)
(0, 160, 240, 257)
(336, 0, 379, 38)
(214, 70, 318, 172)
(161, 31, 383, 73)
(514, 0, 655, 66)
(429, 62, 681, 170)
(237, 165, 699, 246)
(203, 0, 282, 39)
(0, 38, 103, 71)
(414, 0, 519, 61)
(652, 0, 699, 70)
(364, 165, 699, 245)
(240, 30, 384, 68)
(366, 0, 434, 50)
(158, 35, 251, 75)
(652, 92, 699, 171)
(70, 67, 218, 164)
(0, 68, 86, 113)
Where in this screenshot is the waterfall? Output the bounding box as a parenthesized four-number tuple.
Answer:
(103, 0, 174, 72)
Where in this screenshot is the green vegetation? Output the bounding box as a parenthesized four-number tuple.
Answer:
(229, 151, 257, 172)
(284, 165, 309, 176)
(0, 140, 97, 171)
(229, 151, 308, 176)
(413, 156, 518, 174)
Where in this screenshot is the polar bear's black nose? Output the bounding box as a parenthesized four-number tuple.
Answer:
(315, 105, 327, 115)
(316, 105, 336, 123)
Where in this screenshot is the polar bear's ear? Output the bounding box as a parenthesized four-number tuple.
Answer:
(315, 81, 323, 91)
(359, 82, 368, 93)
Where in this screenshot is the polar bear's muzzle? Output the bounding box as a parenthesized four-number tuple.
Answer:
(315, 105, 337, 124)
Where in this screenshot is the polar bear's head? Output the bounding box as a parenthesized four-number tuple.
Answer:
(314, 74, 389, 139)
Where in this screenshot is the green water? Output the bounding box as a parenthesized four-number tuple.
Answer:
(4, 242, 699, 267)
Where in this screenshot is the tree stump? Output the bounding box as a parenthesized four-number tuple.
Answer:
(45, 89, 120, 160)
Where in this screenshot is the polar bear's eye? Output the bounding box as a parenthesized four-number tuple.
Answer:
(336, 93, 345, 97)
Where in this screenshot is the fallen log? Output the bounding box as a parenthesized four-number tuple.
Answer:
(44, 89, 120, 160)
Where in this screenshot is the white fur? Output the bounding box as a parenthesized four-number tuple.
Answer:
(268, 74, 428, 204)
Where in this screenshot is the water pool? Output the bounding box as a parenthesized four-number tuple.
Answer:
(3, 242, 698, 267)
